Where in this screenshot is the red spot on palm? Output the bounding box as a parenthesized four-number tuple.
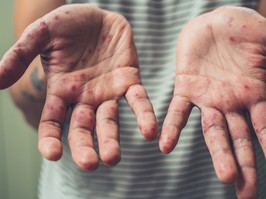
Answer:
(229, 36, 235, 42)
(244, 85, 250, 90)
(71, 85, 77, 92)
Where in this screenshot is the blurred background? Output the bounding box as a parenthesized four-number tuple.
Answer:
(0, 1, 41, 199)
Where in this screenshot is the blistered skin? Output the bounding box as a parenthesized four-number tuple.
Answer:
(0, 4, 158, 170)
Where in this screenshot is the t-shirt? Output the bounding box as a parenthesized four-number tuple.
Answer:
(38, 1, 266, 198)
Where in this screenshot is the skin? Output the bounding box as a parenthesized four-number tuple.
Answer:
(1, 4, 158, 169)
(259, 0, 266, 17)
(1, 1, 266, 199)
(160, 6, 266, 199)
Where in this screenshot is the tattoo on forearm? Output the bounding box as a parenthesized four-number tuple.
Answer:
(21, 66, 46, 103)
(22, 90, 37, 102)
(21, 90, 45, 103)
(30, 66, 45, 92)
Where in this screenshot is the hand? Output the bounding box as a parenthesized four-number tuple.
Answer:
(0, 4, 158, 170)
(160, 6, 266, 199)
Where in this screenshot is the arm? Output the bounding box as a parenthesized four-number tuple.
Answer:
(10, 0, 66, 128)
(258, 0, 266, 17)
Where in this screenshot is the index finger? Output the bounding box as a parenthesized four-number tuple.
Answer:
(125, 84, 158, 140)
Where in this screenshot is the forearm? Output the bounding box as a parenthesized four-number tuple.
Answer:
(258, 0, 266, 16)
(10, 58, 46, 129)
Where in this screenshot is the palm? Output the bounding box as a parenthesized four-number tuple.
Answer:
(175, 9, 266, 113)
(0, 5, 157, 170)
(40, 5, 140, 103)
(161, 6, 266, 199)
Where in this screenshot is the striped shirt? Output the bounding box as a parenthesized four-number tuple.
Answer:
(39, 1, 266, 198)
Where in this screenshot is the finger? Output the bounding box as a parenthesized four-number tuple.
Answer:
(125, 84, 158, 140)
(0, 18, 50, 89)
(201, 108, 238, 184)
(38, 94, 68, 161)
(226, 112, 257, 199)
(68, 103, 98, 170)
(250, 101, 266, 156)
(159, 96, 192, 153)
(96, 100, 120, 166)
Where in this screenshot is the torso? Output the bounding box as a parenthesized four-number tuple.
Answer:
(39, 1, 266, 199)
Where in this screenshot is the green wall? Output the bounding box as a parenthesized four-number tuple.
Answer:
(0, 1, 41, 199)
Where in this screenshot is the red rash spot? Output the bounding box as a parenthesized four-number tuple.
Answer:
(71, 85, 77, 92)
(244, 85, 250, 90)
(61, 78, 67, 83)
(229, 36, 235, 42)
(69, 61, 75, 66)
(223, 148, 230, 155)
(134, 92, 140, 98)
(150, 125, 158, 134)
(54, 15, 59, 20)
(65, 11, 70, 15)
(79, 73, 86, 81)
(228, 17, 234, 27)
(17, 42, 22, 48)
(87, 90, 93, 95)
(222, 81, 229, 87)
(101, 34, 112, 43)
(39, 21, 48, 31)
(89, 118, 94, 126)
(102, 35, 107, 42)
(242, 25, 246, 29)
(211, 113, 217, 120)
(210, 137, 216, 144)
(47, 104, 54, 111)
(73, 112, 84, 122)
(103, 139, 111, 145)
(206, 24, 212, 31)
(59, 106, 64, 111)
(88, 49, 92, 54)
(109, 106, 116, 112)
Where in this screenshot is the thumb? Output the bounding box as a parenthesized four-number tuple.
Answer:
(0, 19, 50, 89)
